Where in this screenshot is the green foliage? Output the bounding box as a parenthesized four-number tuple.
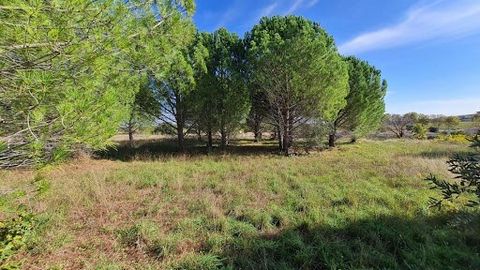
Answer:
(122, 78, 160, 145)
(427, 132, 480, 207)
(334, 57, 387, 141)
(4, 140, 480, 268)
(246, 16, 348, 153)
(195, 29, 250, 148)
(413, 123, 428, 140)
(445, 116, 461, 129)
(155, 33, 208, 150)
(0, 0, 196, 168)
(170, 253, 223, 270)
(0, 212, 35, 265)
(436, 134, 472, 144)
(473, 112, 480, 126)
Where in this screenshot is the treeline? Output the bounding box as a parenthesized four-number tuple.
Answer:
(383, 113, 479, 139)
(0, 0, 386, 168)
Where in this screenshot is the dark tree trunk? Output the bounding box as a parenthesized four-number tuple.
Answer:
(127, 115, 135, 148)
(328, 133, 336, 148)
(277, 127, 283, 151)
(280, 109, 292, 156)
(177, 123, 185, 152)
(196, 127, 202, 142)
(253, 117, 262, 143)
(254, 131, 262, 143)
(207, 128, 213, 152)
(128, 129, 134, 148)
(175, 93, 185, 152)
(282, 133, 290, 156)
(220, 128, 227, 150)
(329, 125, 337, 148)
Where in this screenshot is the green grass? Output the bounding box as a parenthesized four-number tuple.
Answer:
(1, 139, 479, 269)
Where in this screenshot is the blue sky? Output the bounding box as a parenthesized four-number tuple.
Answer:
(193, 0, 480, 116)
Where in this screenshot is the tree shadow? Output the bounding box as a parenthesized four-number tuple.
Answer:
(408, 149, 473, 159)
(94, 138, 280, 161)
(217, 212, 480, 269)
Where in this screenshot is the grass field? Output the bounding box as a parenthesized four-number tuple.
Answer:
(1, 139, 479, 269)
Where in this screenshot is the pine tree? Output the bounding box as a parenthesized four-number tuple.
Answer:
(0, 0, 196, 167)
(330, 57, 387, 147)
(427, 132, 480, 207)
(246, 16, 349, 155)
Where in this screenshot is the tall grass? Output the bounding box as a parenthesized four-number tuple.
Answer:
(1, 139, 478, 269)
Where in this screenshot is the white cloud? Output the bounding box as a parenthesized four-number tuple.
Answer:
(307, 0, 319, 8)
(260, 2, 279, 18)
(339, 0, 480, 55)
(388, 98, 480, 115)
(285, 0, 304, 14)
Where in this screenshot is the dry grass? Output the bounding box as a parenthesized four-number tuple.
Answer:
(1, 139, 478, 269)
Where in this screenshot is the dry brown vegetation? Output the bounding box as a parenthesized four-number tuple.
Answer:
(1, 139, 479, 269)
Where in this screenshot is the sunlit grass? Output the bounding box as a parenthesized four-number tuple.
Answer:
(1, 139, 478, 269)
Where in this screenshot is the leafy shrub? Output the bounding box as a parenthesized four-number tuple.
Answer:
(413, 124, 427, 140)
(436, 134, 471, 144)
(427, 132, 480, 207)
(0, 212, 35, 264)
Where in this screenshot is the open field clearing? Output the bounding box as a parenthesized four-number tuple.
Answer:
(3, 1, 480, 269)
(1, 139, 479, 269)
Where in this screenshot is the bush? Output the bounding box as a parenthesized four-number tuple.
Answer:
(0, 212, 35, 265)
(154, 124, 177, 136)
(436, 134, 471, 144)
(413, 124, 427, 140)
(427, 132, 480, 207)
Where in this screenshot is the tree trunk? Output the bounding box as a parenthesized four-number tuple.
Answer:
(196, 127, 202, 142)
(175, 93, 185, 152)
(220, 128, 227, 150)
(329, 126, 337, 148)
(253, 118, 262, 143)
(255, 131, 262, 142)
(328, 133, 336, 148)
(281, 109, 291, 156)
(207, 128, 213, 152)
(177, 123, 185, 152)
(282, 132, 290, 156)
(127, 116, 135, 148)
(128, 128, 134, 148)
(277, 126, 283, 151)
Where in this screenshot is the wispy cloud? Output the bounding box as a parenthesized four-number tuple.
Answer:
(307, 0, 319, 8)
(340, 0, 480, 55)
(285, 0, 304, 14)
(215, 0, 245, 29)
(260, 2, 279, 17)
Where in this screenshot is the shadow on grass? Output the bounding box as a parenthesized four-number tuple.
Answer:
(216, 212, 480, 270)
(94, 138, 280, 161)
(409, 149, 473, 159)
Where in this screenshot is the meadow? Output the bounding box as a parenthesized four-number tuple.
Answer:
(1, 138, 479, 269)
